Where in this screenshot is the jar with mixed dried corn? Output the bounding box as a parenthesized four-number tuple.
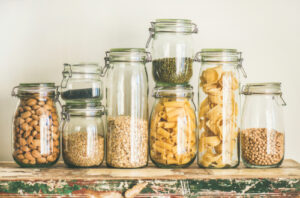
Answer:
(196, 49, 247, 168)
(241, 82, 286, 168)
(11, 83, 60, 167)
(150, 86, 197, 168)
(61, 103, 105, 168)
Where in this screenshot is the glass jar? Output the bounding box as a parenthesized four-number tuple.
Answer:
(146, 19, 198, 86)
(241, 82, 286, 168)
(11, 83, 60, 167)
(149, 86, 197, 168)
(197, 49, 247, 168)
(103, 48, 150, 168)
(60, 63, 103, 105)
(61, 103, 105, 168)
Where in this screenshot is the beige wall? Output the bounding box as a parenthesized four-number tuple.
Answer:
(0, 0, 299, 162)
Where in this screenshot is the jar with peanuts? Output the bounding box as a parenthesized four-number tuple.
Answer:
(241, 82, 286, 168)
(11, 83, 60, 167)
(196, 49, 247, 168)
(61, 103, 105, 168)
(150, 86, 197, 168)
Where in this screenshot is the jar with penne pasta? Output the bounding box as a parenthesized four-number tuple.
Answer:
(150, 86, 197, 168)
(196, 49, 247, 168)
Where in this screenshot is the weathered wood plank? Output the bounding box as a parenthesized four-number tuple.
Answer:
(0, 160, 299, 197)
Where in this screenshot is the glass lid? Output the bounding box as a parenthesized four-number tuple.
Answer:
(107, 48, 150, 62)
(153, 85, 194, 98)
(63, 102, 105, 117)
(242, 82, 282, 95)
(197, 48, 241, 62)
(152, 19, 198, 33)
(12, 83, 57, 97)
(63, 62, 101, 75)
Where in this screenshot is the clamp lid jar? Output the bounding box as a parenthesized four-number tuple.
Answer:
(196, 48, 247, 168)
(104, 48, 150, 168)
(11, 83, 60, 167)
(146, 19, 198, 86)
(149, 85, 197, 168)
(241, 82, 286, 168)
(61, 102, 105, 168)
(60, 63, 103, 105)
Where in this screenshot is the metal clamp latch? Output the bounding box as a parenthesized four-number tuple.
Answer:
(101, 51, 110, 77)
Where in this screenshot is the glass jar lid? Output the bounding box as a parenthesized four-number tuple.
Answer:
(63, 63, 101, 76)
(153, 85, 194, 98)
(62, 102, 105, 118)
(197, 48, 241, 62)
(242, 82, 282, 95)
(12, 83, 57, 97)
(151, 19, 198, 33)
(107, 48, 151, 63)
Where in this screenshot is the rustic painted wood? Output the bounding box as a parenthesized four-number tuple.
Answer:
(0, 160, 299, 197)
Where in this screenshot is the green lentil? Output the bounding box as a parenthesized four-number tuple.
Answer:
(152, 57, 193, 85)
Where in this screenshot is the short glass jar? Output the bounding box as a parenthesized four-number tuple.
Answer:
(196, 49, 246, 168)
(61, 103, 105, 168)
(241, 82, 286, 168)
(104, 48, 150, 168)
(11, 83, 60, 167)
(149, 86, 197, 168)
(60, 63, 103, 104)
(146, 19, 198, 86)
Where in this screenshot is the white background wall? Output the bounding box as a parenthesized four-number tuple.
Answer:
(0, 0, 299, 162)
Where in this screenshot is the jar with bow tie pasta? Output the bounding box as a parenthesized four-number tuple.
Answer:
(196, 49, 247, 168)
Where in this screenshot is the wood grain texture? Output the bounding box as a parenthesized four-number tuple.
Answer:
(0, 159, 299, 197)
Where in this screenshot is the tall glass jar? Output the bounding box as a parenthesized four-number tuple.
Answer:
(241, 83, 286, 168)
(61, 103, 105, 168)
(197, 49, 246, 168)
(149, 86, 197, 168)
(103, 48, 150, 168)
(60, 63, 103, 105)
(146, 19, 198, 86)
(11, 83, 60, 167)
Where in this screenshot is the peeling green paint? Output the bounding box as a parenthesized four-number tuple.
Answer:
(0, 178, 299, 196)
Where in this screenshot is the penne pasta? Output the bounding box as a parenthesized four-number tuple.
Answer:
(150, 98, 197, 167)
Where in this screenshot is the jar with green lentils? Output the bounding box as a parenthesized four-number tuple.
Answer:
(146, 19, 198, 86)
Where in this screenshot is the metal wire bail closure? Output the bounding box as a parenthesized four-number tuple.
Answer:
(101, 51, 110, 77)
(61, 63, 72, 88)
(11, 86, 19, 97)
(237, 52, 247, 78)
(61, 105, 69, 121)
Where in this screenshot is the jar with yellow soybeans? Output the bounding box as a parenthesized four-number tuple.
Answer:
(196, 49, 247, 168)
(150, 86, 197, 168)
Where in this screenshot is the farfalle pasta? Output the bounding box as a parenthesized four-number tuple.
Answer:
(150, 98, 197, 168)
(198, 65, 239, 168)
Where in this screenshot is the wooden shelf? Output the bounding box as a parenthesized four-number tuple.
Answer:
(0, 159, 299, 197)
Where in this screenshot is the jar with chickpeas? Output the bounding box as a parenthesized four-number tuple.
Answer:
(241, 82, 286, 168)
(149, 86, 197, 168)
(11, 83, 60, 167)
